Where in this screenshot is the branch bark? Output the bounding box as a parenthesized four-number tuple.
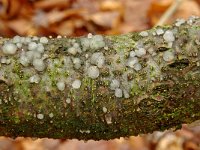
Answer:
(0, 17, 200, 140)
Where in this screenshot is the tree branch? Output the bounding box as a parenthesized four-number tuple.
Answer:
(0, 16, 200, 140)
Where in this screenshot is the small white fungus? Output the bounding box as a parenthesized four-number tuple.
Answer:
(110, 79, 120, 90)
(133, 63, 142, 71)
(26, 51, 41, 61)
(156, 29, 164, 35)
(37, 113, 44, 120)
(37, 43, 45, 53)
(40, 37, 48, 44)
(28, 42, 38, 51)
(163, 51, 175, 62)
(129, 51, 136, 57)
(73, 58, 82, 69)
(102, 107, 107, 113)
(29, 74, 40, 83)
(87, 66, 100, 79)
(123, 89, 130, 98)
(49, 113, 54, 118)
(90, 35, 105, 50)
(139, 31, 148, 37)
(87, 33, 93, 38)
(56, 81, 65, 91)
(127, 57, 138, 68)
(66, 98, 71, 104)
(25, 37, 31, 43)
(175, 19, 185, 27)
(12, 35, 21, 43)
(68, 47, 77, 55)
(72, 79, 81, 89)
(90, 52, 105, 68)
(115, 88, 123, 98)
(163, 30, 175, 42)
(16, 43, 22, 48)
(135, 48, 146, 57)
(33, 59, 45, 71)
(20, 54, 30, 66)
(2, 43, 17, 55)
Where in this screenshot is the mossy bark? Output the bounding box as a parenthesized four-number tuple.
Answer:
(0, 18, 200, 140)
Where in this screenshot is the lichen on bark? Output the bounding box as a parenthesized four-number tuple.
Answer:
(0, 16, 200, 140)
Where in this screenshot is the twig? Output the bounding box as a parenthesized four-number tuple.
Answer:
(155, 0, 183, 26)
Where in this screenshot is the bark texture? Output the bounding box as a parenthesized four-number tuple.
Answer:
(0, 17, 200, 140)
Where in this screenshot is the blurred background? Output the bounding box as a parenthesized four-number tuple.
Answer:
(0, 0, 200, 149)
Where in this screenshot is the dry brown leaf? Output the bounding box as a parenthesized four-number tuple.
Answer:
(147, 0, 200, 26)
(90, 11, 121, 28)
(51, 20, 75, 36)
(100, 0, 123, 11)
(34, 0, 70, 10)
(7, 19, 36, 35)
(0, 0, 23, 19)
(46, 9, 86, 24)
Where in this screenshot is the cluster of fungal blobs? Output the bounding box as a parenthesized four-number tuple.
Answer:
(0, 16, 199, 107)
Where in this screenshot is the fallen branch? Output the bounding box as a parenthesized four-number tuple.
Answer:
(0, 16, 200, 140)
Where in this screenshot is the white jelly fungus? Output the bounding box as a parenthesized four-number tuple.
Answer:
(2, 43, 17, 55)
(33, 58, 45, 71)
(37, 113, 44, 120)
(87, 66, 100, 79)
(40, 37, 48, 44)
(72, 79, 81, 89)
(56, 81, 65, 91)
(163, 51, 175, 62)
(115, 88, 123, 98)
(163, 30, 175, 42)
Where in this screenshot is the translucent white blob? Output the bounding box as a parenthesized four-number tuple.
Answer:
(20, 54, 30, 67)
(28, 42, 38, 51)
(163, 51, 175, 62)
(12, 35, 21, 43)
(175, 18, 185, 27)
(37, 43, 44, 53)
(40, 37, 48, 44)
(80, 38, 90, 51)
(90, 35, 105, 50)
(87, 66, 99, 79)
(102, 107, 107, 113)
(72, 79, 81, 89)
(139, 31, 148, 37)
(110, 79, 120, 90)
(115, 88, 123, 98)
(127, 57, 138, 68)
(156, 29, 164, 35)
(66, 98, 71, 104)
(133, 63, 142, 71)
(73, 58, 82, 69)
(68, 47, 77, 55)
(129, 51, 136, 57)
(123, 89, 130, 98)
(33, 59, 45, 71)
(29, 74, 40, 83)
(56, 81, 65, 91)
(25, 37, 31, 43)
(2, 43, 17, 55)
(32, 36, 39, 41)
(87, 33, 93, 38)
(49, 113, 54, 118)
(135, 48, 146, 57)
(163, 30, 175, 42)
(37, 113, 44, 120)
(26, 51, 41, 61)
(16, 43, 22, 48)
(90, 52, 105, 68)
